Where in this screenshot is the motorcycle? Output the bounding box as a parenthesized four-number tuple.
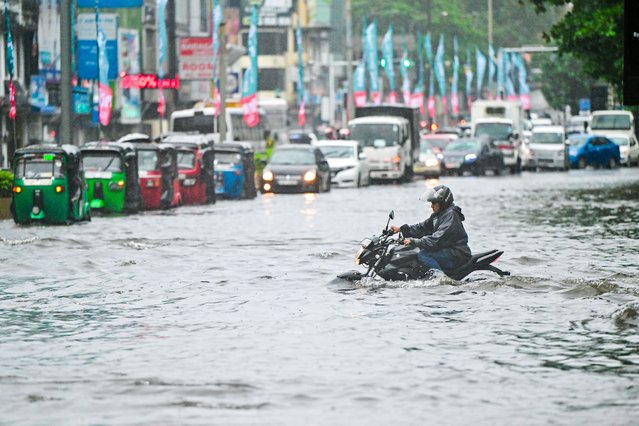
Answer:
(338, 211, 510, 282)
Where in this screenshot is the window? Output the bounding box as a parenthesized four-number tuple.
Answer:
(242, 31, 287, 55)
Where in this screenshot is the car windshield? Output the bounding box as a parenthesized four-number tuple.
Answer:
(474, 123, 512, 140)
(350, 123, 400, 148)
(15, 156, 65, 179)
(83, 153, 122, 172)
(215, 152, 242, 165)
(319, 145, 355, 159)
(568, 135, 587, 146)
(137, 150, 159, 171)
(177, 151, 196, 169)
(591, 114, 631, 131)
(420, 140, 434, 154)
(421, 137, 450, 152)
(445, 140, 481, 152)
(532, 132, 564, 144)
(269, 149, 315, 165)
(609, 136, 629, 146)
(172, 114, 218, 134)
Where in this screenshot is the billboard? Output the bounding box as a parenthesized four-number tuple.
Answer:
(179, 37, 214, 80)
(38, 0, 61, 82)
(117, 29, 141, 124)
(241, 0, 293, 27)
(77, 0, 143, 7)
(76, 13, 119, 80)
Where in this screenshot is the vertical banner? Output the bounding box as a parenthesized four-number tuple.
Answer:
(156, 0, 168, 116)
(241, 5, 259, 127)
(488, 44, 496, 99)
(365, 20, 380, 104)
(505, 52, 517, 101)
(211, 0, 223, 114)
(465, 48, 473, 113)
(423, 33, 435, 119)
(515, 53, 531, 110)
(434, 34, 447, 116)
(96, 5, 112, 126)
(381, 25, 396, 103)
(118, 29, 141, 124)
(476, 48, 487, 100)
(451, 35, 459, 117)
(38, 0, 61, 82)
(295, 22, 305, 127)
(5, 0, 16, 119)
(400, 32, 411, 105)
(411, 31, 424, 115)
(353, 61, 367, 107)
(496, 48, 504, 100)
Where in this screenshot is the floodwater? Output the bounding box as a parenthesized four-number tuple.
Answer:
(1, 168, 638, 425)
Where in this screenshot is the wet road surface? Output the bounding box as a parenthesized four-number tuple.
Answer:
(1, 168, 638, 425)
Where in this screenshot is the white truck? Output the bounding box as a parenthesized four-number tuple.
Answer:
(471, 100, 524, 173)
(348, 105, 420, 182)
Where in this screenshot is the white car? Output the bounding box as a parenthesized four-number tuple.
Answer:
(315, 140, 371, 188)
(529, 125, 569, 170)
(605, 133, 639, 166)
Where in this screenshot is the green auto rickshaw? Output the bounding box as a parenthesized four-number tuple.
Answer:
(11, 144, 90, 224)
(81, 141, 141, 214)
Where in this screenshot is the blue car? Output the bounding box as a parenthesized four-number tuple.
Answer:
(213, 143, 257, 199)
(568, 134, 621, 169)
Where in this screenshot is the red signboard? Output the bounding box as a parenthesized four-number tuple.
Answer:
(120, 73, 180, 89)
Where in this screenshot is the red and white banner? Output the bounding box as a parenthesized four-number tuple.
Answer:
(98, 82, 113, 125)
(179, 37, 214, 80)
(298, 100, 305, 127)
(241, 93, 259, 127)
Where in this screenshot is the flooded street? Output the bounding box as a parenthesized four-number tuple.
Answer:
(1, 169, 638, 425)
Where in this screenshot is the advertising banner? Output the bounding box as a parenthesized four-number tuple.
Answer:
(77, 0, 143, 7)
(241, 0, 293, 27)
(179, 38, 214, 80)
(77, 13, 118, 80)
(38, 0, 61, 82)
(118, 29, 141, 124)
(241, 5, 259, 127)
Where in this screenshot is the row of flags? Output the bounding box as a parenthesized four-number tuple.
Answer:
(355, 20, 532, 118)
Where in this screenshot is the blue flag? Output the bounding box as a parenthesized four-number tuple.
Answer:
(488, 44, 496, 98)
(381, 25, 396, 97)
(476, 48, 487, 99)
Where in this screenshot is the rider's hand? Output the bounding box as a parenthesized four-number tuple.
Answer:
(390, 225, 401, 234)
(403, 238, 413, 246)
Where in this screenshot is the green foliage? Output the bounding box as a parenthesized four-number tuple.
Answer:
(522, 0, 623, 100)
(0, 170, 14, 198)
(534, 53, 595, 112)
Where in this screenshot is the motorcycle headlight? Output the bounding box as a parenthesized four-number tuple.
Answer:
(360, 238, 372, 248)
(355, 246, 365, 264)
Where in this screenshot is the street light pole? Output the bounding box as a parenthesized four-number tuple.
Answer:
(345, 0, 354, 121)
(60, 0, 72, 144)
(488, 0, 493, 46)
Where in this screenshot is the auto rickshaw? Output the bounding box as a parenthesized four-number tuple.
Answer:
(81, 141, 141, 214)
(11, 144, 90, 224)
(116, 138, 181, 210)
(161, 134, 216, 205)
(213, 143, 257, 199)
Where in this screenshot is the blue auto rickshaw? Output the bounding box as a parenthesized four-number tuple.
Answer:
(213, 143, 257, 199)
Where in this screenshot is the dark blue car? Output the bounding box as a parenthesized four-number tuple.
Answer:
(213, 143, 257, 199)
(568, 134, 620, 169)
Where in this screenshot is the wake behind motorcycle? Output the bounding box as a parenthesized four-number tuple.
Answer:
(338, 211, 510, 282)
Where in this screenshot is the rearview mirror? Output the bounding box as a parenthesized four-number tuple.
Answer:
(389, 210, 395, 220)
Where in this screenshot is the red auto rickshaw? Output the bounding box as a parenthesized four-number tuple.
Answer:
(115, 134, 181, 210)
(161, 134, 216, 205)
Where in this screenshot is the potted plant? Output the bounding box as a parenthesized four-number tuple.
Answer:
(0, 169, 14, 220)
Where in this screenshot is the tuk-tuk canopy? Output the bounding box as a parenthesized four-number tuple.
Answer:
(161, 133, 211, 151)
(81, 141, 137, 157)
(214, 142, 254, 156)
(13, 144, 82, 172)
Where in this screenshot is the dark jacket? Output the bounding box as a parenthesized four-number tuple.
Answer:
(399, 204, 471, 264)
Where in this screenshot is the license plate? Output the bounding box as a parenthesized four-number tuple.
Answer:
(278, 180, 299, 186)
(445, 162, 460, 169)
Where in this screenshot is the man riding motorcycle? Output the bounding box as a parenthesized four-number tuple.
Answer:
(389, 185, 471, 273)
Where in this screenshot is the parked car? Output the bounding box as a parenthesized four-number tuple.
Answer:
(11, 144, 90, 224)
(213, 142, 258, 199)
(162, 134, 216, 205)
(442, 138, 503, 176)
(528, 126, 569, 171)
(605, 133, 639, 166)
(413, 139, 443, 178)
(261, 145, 331, 193)
(568, 134, 620, 169)
(315, 140, 370, 188)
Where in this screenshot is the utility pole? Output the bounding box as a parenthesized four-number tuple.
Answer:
(219, 22, 227, 144)
(345, 0, 354, 120)
(60, 0, 72, 144)
(488, 0, 493, 46)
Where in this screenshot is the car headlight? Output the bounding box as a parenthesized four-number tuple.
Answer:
(425, 158, 440, 167)
(303, 170, 317, 182)
(262, 170, 273, 181)
(465, 153, 477, 161)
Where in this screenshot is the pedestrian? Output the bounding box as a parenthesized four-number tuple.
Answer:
(389, 185, 471, 274)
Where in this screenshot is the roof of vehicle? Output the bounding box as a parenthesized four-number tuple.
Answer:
(170, 107, 217, 118)
(591, 110, 633, 117)
(214, 142, 254, 153)
(275, 144, 318, 151)
(531, 125, 564, 134)
(161, 133, 210, 149)
(421, 133, 458, 141)
(348, 116, 408, 125)
(15, 143, 81, 157)
(117, 133, 152, 143)
(314, 140, 359, 148)
(81, 141, 137, 154)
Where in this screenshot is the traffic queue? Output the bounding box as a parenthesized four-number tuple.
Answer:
(8, 133, 258, 225)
